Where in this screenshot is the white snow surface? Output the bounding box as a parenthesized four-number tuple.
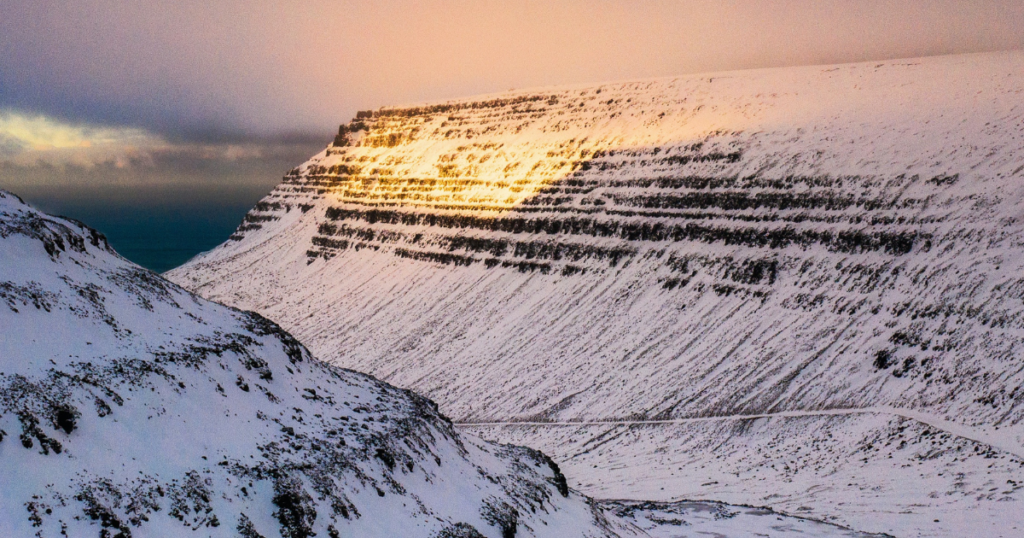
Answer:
(168, 51, 1024, 537)
(0, 191, 875, 537)
(0, 190, 630, 538)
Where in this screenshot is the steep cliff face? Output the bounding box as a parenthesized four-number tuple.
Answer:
(168, 51, 1024, 536)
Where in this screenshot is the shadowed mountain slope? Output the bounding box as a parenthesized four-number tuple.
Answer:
(0, 189, 634, 538)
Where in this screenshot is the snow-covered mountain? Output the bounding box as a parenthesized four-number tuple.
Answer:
(0, 190, 877, 537)
(168, 51, 1024, 537)
(0, 189, 632, 538)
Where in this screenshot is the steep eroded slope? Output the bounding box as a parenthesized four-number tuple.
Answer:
(168, 51, 1024, 536)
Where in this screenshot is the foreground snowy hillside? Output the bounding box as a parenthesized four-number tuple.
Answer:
(0, 190, 626, 538)
(0, 190, 879, 537)
(169, 51, 1024, 536)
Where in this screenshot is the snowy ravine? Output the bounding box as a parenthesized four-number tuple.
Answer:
(0, 191, 881, 538)
(169, 51, 1024, 536)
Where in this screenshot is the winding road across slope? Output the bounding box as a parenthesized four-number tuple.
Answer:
(457, 406, 1024, 460)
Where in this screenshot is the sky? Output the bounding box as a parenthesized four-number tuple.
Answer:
(2, 0, 1023, 199)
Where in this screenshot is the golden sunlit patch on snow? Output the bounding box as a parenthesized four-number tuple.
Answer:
(302, 90, 742, 214)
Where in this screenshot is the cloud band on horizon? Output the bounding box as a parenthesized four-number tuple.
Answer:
(2, 0, 1023, 146)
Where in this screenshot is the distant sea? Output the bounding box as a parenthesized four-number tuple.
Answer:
(23, 194, 262, 274)
(2, 140, 324, 274)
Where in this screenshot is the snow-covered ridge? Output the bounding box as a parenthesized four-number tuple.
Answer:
(0, 190, 879, 536)
(168, 51, 1024, 536)
(172, 51, 1024, 426)
(0, 189, 635, 537)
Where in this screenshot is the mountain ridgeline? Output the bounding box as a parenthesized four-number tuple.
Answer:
(0, 190, 629, 537)
(172, 52, 1024, 427)
(168, 52, 1024, 536)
